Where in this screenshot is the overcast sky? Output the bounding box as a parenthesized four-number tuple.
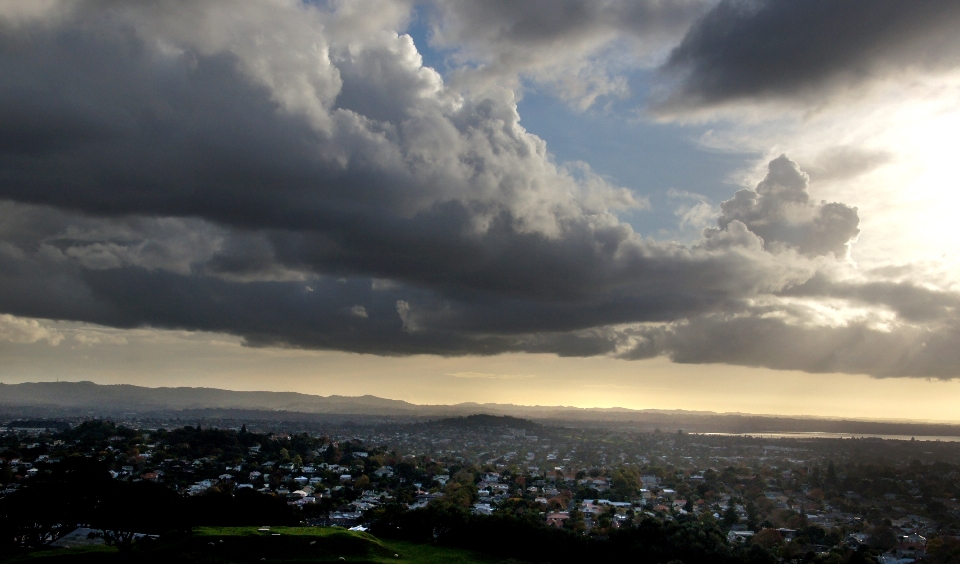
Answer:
(2, 0, 960, 420)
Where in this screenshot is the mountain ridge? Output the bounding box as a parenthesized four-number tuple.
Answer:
(3, 381, 960, 436)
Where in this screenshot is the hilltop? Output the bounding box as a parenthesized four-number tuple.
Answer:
(430, 414, 543, 431)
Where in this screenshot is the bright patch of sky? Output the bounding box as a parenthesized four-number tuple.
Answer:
(405, 16, 753, 240)
(514, 88, 754, 239)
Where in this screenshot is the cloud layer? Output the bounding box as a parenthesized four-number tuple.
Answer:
(424, 0, 710, 107)
(0, 0, 959, 378)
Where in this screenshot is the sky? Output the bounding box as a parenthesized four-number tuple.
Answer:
(2, 0, 960, 421)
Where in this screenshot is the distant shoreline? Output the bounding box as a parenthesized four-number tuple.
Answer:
(701, 431, 960, 442)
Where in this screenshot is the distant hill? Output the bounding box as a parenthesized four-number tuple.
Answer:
(431, 414, 543, 431)
(0, 381, 421, 415)
(3, 381, 960, 437)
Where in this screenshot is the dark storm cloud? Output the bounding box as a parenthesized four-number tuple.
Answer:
(657, 0, 960, 111)
(621, 312, 960, 379)
(0, 200, 778, 353)
(781, 274, 960, 324)
(0, 1, 957, 379)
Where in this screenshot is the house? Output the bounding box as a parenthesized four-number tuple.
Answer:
(471, 503, 493, 515)
(641, 475, 660, 487)
(777, 528, 796, 542)
(546, 512, 570, 528)
(329, 511, 362, 527)
(878, 555, 915, 564)
(596, 500, 632, 508)
(845, 533, 870, 549)
(899, 533, 926, 547)
(898, 533, 927, 556)
(727, 531, 755, 543)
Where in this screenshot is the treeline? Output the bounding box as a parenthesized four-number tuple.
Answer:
(49, 420, 339, 464)
(369, 503, 778, 564)
(0, 457, 296, 552)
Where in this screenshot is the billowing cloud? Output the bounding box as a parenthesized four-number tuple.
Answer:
(656, 0, 960, 112)
(0, 0, 957, 379)
(0, 313, 63, 345)
(706, 155, 860, 258)
(424, 0, 711, 107)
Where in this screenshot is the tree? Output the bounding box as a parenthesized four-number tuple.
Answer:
(611, 470, 638, 500)
(722, 501, 740, 529)
(92, 481, 183, 553)
(927, 536, 960, 564)
(752, 528, 784, 550)
(441, 481, 476, 508)
(826, 461, 837, 484)
(810, 465, 822, 488)
(868, 525, 898, 552)
(0, 488, 74, 548)
(564, 509, 586, 534)
(746, 502, 760, 531)
(0, 457, 111, 548)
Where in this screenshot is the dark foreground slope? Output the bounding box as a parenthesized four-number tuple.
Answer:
(0, 527, 501, 564)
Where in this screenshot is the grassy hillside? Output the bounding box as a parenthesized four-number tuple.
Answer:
(1, 527, 511, 564)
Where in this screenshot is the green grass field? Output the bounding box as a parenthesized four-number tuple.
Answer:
(1, 526, 515, 564)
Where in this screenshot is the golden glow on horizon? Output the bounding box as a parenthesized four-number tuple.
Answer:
(2, 323, 959, 423)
